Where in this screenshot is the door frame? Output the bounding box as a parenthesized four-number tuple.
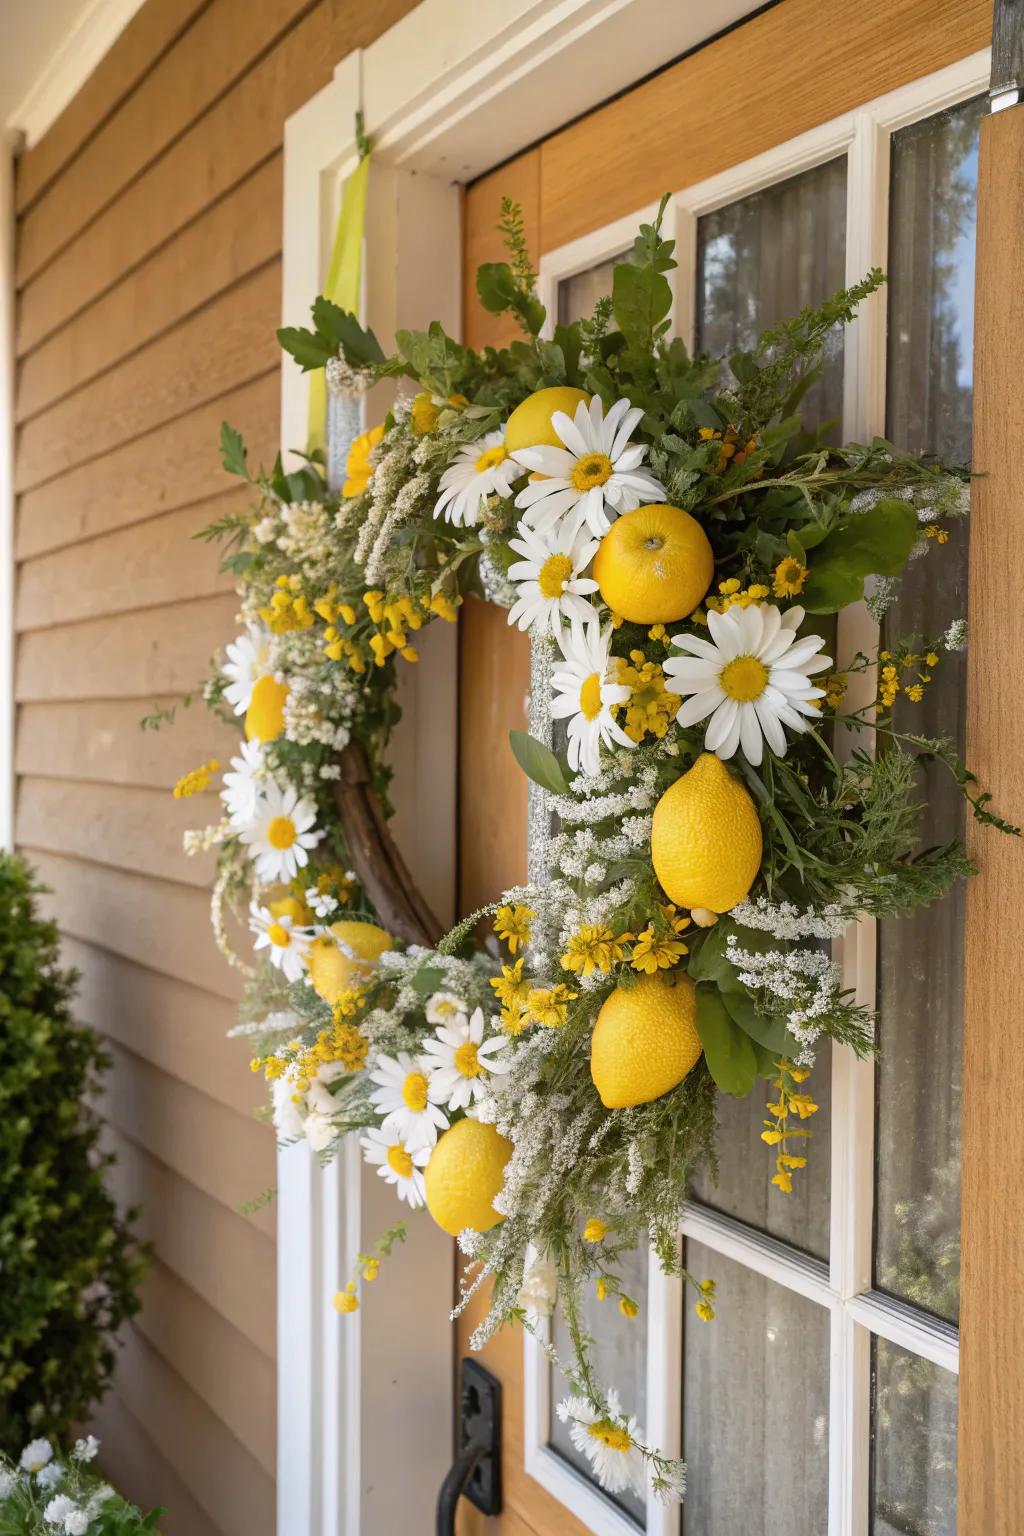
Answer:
(278, 3, 1007, 1532)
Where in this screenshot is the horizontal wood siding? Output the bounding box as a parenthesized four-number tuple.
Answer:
(12, 0, 420, 1529)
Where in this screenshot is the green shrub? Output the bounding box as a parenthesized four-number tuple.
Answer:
(0, 854, 148, 1457)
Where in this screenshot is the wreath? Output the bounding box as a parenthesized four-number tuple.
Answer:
(171, 195, 1013, 1502)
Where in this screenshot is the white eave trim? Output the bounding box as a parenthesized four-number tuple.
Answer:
(6, 0, 147, 149)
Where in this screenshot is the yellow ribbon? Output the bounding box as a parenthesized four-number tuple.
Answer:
(307, 152, 371, 457)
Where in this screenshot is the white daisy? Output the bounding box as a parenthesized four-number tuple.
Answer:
(221, 738, 264, 827)
(506, 519, 599, 635)
(433, 431, 520, 527)
(240, 781, 321, 882)
(270, 1071, 305, 1141)
(420, 1006, 510, 1112)
(249, 901, 313, 982)
(222, 624, 273, 715)
(368, 1050, 449, 1149)
(359, 1125, 430, 1207)
(664, 603, 831, 766)
(425, 991, 469, 1026)
(511, 396, 665, 538)
(556, 1390, 644, 1497)
(20, 1440, 53, 1473)
(550, 617, 633, 777)
(42, 1495, 77, 1528)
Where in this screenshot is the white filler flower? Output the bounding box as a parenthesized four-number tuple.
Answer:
(221, 623, 273, 714)
(512, 396, 665, 538)
(556, 1389, 645, 1496)
(359, 1125, 430, 1207)
(249, 902, 312, 982)
(221, 738, 264, 827)
(550, 617, 633, 777)
(506, 520, 599, 636)
(433, 431, 520, 526)
(664, 603, 831, 765)
(241, 781, 321, 882)
(368, 1050, 450, 1149)
(420, 1006, 510, 1112)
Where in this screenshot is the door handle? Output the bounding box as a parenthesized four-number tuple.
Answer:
(435, 1358, 502, 1532)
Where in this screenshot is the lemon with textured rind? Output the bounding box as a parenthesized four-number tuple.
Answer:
(424, 1118, 513, 1236)
(593, 503, 714, 624)
(504, 386, 590, 453)
(590, 974, 702, 1108)
(307, 920, 393, 1006)
(651, 753, 762, 913)
(245, 674, 289, 743)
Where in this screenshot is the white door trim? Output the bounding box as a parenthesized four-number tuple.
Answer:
(0, 130, 19, 853)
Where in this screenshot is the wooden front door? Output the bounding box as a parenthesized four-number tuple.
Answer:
(456, 2, 1019, 1532)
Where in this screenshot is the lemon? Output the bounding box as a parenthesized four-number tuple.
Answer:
(306, 920, 393, 1005)
(590, 973, 702, 1108)
(504, 386, 590, 453)
(651, 753, 762, 913)
(245, 674, 289, 743)
(268, 894, 311, 926)
(424, 1118, 513, 1236)
(593, 504, 713, 623)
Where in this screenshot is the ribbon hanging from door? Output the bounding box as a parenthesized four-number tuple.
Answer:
(306, 141, 371, 461)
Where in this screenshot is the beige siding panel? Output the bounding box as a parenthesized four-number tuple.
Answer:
(28, 850, 241, 1002)
(16, 593, 237, 702)
(15, 372, 277, 561)
(135, 1259, 276, 1475)
(14, 0, 210, 214)
(113, 1326, 275, 1536)
(16, 497, 239, 631)
(16, 0, 311, 285)
(16, 778, 214, 888)
(17, 157, 283, 423)
(102, 1040, 274, 1238)
(15, 8, 334, 354)
(91, 1391, 221, 1536)
(16, 261, 280, 492)
(65, 937, 258, 1119)
(15, 699, 239, 790)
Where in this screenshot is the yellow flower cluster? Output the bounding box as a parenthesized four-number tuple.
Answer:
(560, 923, 631, 977)
(614, 652, 681, 743)
(698, 424, 761, 474)
(924, 523, 950, 544)
(877, 648, 940, 710)
(761, 1059, 818, 1192)
(252, 989, 368, 1088)
(410, 390, 469, 435)
(489, 957, 532, 1034)
(314, 584, 459, 674)
(694, 1278, 717, 1323)
(524, 983, 578, 1029)
(705, 577, 772, 614)
(557, 906, 691, 980)
(260, 573, 315, 633)
(172, 758, 219, 799)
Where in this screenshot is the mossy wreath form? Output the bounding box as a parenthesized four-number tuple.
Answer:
(173, 196, 1015, 1502)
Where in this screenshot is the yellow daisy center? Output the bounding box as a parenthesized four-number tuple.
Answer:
(588, 1421, 632, 1452)
(538, 552, 574, 598)
(267, 922, 291, 948)
(579, 672, 603, 721)
(454, 1041, 482, 1077)
(571, 452, 614, 491)
(387, 1144, 413, 1178)
(476, 444, 508, 473)
(267, 815, 297, 849)
(402, 1072, 429, 1111)
(720, 655, 769, 702)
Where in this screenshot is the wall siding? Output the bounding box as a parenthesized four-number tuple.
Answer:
(11, 1, 420, 1530)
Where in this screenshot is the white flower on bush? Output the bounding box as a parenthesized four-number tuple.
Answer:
(303, 1111, 337, 1153)
(0, 1468, 17, 1497)
(20, 1439, 53, 1473)
(72, 1437, 100, 1464)
(36, 1463, 62, 1489)
(516, 1254, 558, 1318)
(65, 1512, 90, 1536)
(43, 1494, 76, 1526)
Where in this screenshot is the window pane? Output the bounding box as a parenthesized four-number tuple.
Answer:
(695, 156, 848, 434)
(875, 94, 984, 1325)
(871, 1337, 957, 1535)
(689, 1042, 831, 1260)
(682, 1241, 829, 1536)
(557, 251, 628, 327)
(550, 1243, 648, 1525)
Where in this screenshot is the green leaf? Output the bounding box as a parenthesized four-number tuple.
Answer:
(509, 730, 569, 795)
(219, 421, 250, 479)
(477, 261, 519, 314)
(409, 966, 446, 999)
(719, 982, 801, 1056)
(801, 564, 866, 613)
(612, 261, 672, 354)
(803, 498, 918, 612)
(277, 324, 335, 371)
(695, 985, 758, 1097)
(312, 297, 386, 365)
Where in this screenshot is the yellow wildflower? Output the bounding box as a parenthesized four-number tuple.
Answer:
(343, 424, 384, 496)
(619, 1297, 639, 1320)
(596, 1277, 609, 1301)
(648, 623, 668, 642)
(526, 983, 577, 1028)
(772, 556, 808, 598)
(824, 673, 847, 710)
(925, 652, 939, 668)
(583, 1218, 608, 1243)
(489, 957, 530, 1008)
(333, 1284, 359, 1314)
(172, 758, 219, 799)
(925, 524, 950, 544)
(361, 1257, 380, 1282)
(499, 1001, 530, 1036)
(630, 925, 688, 973)
(695, 1299, 716, 1323)
(429, 591, 460, 622)
(905, 683, 924, 702)
(614, 652, 681, 743)
(560, 923, 631, 977)
(494, 903, 535, 954)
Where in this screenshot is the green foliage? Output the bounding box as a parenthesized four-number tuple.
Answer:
(0, 1444, 163, 1533)
(278, 297, 388, 374)
(694, 985, 758, 1097)
(0, 855, 148, 1457)
(508, 731, 569, 795)
(802, 497, 919, 611)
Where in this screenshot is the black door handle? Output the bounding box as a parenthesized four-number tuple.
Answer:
(435, 1358, 502, 1531)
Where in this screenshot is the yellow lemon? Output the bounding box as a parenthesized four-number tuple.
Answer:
(504, 386, 590, 453)
(651, 753, 762, 913)
(593, 504, 714, 624)
(268, 894, 311, 926)
(424, 1118, 513, 1236)
(590, 973, 702, 1108)
(245, 674, 289, 743)
(306, 920, 393, 1005)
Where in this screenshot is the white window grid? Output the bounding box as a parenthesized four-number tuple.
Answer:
(523, 48, 989, 1536)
